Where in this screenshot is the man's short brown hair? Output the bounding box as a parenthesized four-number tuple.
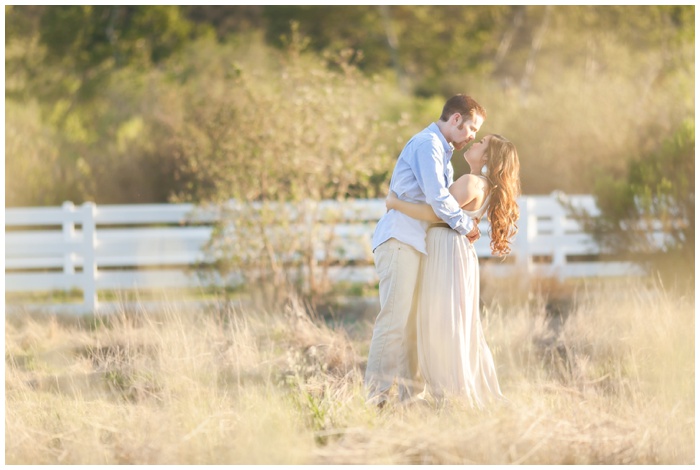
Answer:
(439, 94, 486, 122)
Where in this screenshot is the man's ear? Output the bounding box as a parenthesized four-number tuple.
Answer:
(451, 113, 462, 125)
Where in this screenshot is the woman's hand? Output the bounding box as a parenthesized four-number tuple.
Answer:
(385, 190, 399, 212)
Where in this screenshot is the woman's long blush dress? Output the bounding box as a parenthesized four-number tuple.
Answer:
(416, 191, 507, 408)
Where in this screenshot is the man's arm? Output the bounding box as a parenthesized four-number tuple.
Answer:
(386, 191, 441, 222)
(386, 185, 481, 243)
(412, 140, 474, 235)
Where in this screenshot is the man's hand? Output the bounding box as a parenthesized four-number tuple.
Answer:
(466, 222, 481, 244)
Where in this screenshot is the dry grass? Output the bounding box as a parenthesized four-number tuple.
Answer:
(5, 278, 694, 464)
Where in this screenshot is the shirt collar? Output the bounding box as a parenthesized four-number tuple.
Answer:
(429, 122, 454, 161)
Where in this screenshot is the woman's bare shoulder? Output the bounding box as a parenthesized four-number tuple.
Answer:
(454, 174, 489, 192)
(450, 174, 488, 207)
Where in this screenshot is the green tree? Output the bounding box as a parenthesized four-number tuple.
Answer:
(5, 6, 208, 206)
(7, 6, 203, 105)
(263, 6, 388, 72)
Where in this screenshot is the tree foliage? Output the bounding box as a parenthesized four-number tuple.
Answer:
(6, 5, 694, 205)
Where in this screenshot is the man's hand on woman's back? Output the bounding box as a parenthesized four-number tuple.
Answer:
(466, 223, 480, 244)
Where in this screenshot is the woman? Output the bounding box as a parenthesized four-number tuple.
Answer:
(386, 134, 520, 408)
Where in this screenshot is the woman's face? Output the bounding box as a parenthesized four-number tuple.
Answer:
(464, 134, 491, 169)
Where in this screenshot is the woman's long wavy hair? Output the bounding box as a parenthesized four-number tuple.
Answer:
(483, 134, 521, 256)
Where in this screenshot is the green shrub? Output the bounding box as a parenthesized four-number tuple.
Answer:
(570, 120, 694, 290)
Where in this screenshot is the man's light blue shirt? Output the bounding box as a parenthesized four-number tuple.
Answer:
(372, 122, 475, 255)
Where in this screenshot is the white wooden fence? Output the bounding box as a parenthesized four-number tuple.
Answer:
(5, 194, 644, 313)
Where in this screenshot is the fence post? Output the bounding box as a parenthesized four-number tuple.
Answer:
(551, 195, 567, 279)
(515, 197, 535, 275)
(62, 202, 76, 279)
(81, 202, 98, 312)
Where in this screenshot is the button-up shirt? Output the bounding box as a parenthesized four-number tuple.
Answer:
(372, 122, 475, 255)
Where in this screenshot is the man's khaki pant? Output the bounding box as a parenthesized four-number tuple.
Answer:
(364, 238, 422, 404)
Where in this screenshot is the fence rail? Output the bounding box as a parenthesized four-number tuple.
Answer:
(5, 194, 645, 313)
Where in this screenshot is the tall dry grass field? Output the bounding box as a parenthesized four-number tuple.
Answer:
(5, 278, 694, 464)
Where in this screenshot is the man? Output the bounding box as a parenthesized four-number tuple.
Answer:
(365, 94, 485, 407)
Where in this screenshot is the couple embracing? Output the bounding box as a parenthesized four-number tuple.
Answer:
(365, 94, 520, 409)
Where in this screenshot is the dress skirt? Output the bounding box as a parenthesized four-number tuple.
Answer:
(416, 226, 506, 408)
